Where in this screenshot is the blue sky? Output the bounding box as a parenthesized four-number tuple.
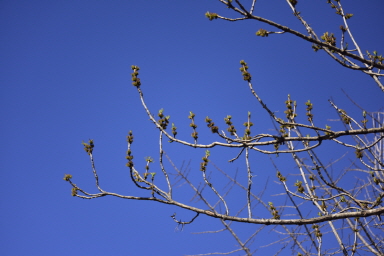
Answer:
(1, 1, 383, 255)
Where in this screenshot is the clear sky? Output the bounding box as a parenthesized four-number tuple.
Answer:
(1, 1, 383, 255)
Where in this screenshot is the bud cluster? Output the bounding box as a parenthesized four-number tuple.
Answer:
(224, 115, 236, 136)
(305, 100, 313, 122)
(157, 109, 170, 129)
(126, 131, 134, 168)
(367, 51, 384, 65)
(268, 202, 280, 220)
(131, 65, 141, 87)
(321, 32, 336, 47)
(242, 112, 253, 140)
(205, 117, 219, 133)
(188, 111, 198, 140)
(239, 60, 251, 81)
(338, 109, 351, 124)
(200, 150, 210, 172)
(255, 28, 268, 37)
(205, 12, 218, 21)
(82, 139, 94, 155)
(294, 180, 305, 193)
(171, 123, 177, 137)
(312, 224, 322, 238)
(63, 174, 72, 181)
(284, 95, 297, 120)
(327, 0, 353, 19)
(276, 171, 286, 182)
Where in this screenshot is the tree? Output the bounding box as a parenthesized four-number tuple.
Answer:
(64, 1, 384, 255)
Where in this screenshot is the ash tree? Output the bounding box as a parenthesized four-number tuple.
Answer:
(64, 0, 384, 255)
